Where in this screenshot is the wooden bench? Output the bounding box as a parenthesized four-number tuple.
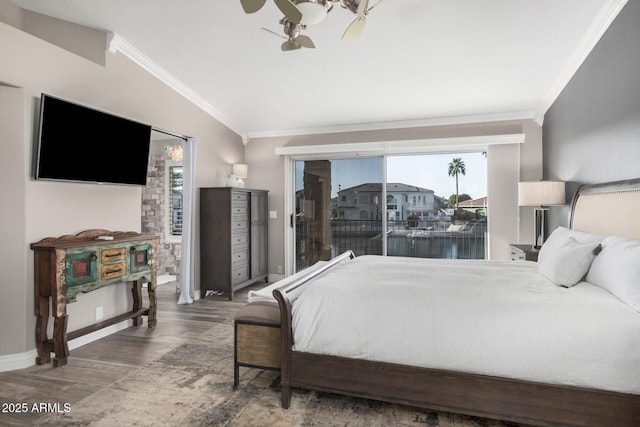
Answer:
(233, 301, 281, 389)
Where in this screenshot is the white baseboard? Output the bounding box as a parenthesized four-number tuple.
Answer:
(68, 319, 133, 350)
(0, 349, 38, 372)
(0, 319, 132, 372)
(157, 274, 176, 285)
(269, 273, 285, 283)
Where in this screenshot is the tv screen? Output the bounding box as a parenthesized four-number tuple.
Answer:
(35, 94, 152, 186)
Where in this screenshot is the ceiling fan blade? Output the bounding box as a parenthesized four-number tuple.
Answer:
(240, 0, 267, 14)
(274, 0, 303, 24)
(297, 35, 316, 49)
(357, 0, 370, 17)
(342, 17, 366, 42)
(262, 27, 286, 39)
(281, 39, 302, 51)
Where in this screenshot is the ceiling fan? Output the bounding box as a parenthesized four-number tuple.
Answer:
(262, 19, 316, 51)
(239, 0, 386, 50)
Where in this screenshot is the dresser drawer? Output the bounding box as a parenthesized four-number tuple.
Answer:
(231, 192, 248, 202)
(101, 262, 126, 280)
(231, 204, 248, 217)
(510, 244, 538, 261)
(231, 220, 249, 232)
(231, 264, 249, 284)
(510, 247, 526, 260)
(101, 247, 126, 263)
(232, 249, 248, 265)
(231, 233, 249, 247)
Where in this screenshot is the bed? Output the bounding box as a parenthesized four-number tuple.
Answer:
(271, 178, 640, 427)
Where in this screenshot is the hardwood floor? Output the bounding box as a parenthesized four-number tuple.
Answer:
(0, 281, 258, 426)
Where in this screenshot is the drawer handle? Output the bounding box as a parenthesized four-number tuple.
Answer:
(105, 267, 123, 274)
(104, 252, 121, 258)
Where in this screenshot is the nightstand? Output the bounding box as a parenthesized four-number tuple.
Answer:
(510, 244, 539, 262)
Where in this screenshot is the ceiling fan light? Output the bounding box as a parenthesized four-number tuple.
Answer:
(296, 1, 329, 25)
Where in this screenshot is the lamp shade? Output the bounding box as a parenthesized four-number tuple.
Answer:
(518, 181, 566, 206)
(232, 163, 248, 178)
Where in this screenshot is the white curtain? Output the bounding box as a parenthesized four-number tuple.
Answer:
(177, 137, 197, 304)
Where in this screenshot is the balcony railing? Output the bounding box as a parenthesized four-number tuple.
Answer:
(296, 218, 487, 271)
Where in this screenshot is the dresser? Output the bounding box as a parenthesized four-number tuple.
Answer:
(30, 229, 158, 367)
(200, 187, 268, 300)
(509, 244, 539, 261)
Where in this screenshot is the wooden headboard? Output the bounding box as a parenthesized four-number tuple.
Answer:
(569, 178, 640, 240)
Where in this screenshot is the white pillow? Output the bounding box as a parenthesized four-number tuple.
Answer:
(586, 236, 640, 312)
(538, 237, 601, 287)
(538, 226, 603, 265)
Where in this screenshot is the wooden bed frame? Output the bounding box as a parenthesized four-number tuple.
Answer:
(273, 178, 640, 427)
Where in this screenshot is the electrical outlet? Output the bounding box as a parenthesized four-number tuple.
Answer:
(95, 306, 103, 321)
(277, 265, 283, 274)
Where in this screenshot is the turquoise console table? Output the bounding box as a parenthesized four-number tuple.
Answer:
(30, 229, 158, 367)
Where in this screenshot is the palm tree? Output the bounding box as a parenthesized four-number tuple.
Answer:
(448, 157, 466, 210)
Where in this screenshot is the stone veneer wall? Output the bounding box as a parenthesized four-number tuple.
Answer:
(142, 154, 180, 276)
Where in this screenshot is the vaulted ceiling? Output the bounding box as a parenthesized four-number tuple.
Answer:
(11, 0, 627, 140)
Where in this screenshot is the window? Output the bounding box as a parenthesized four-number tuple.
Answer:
(166, 162, 183, 242)
(294, 158, 383, 270)
(387, 195, 397, 210)
(387, 152, 487, 259)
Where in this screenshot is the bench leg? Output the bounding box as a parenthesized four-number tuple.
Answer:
(233, 322, 239, 390)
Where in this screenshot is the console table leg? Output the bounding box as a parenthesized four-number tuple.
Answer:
(52, 314, 69, 367)
(131, 280, 143, 326)
(147, 280, 157, 328)
(35, 296, 51, 365)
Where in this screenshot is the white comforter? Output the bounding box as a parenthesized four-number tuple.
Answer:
(291, 255, 640, 395)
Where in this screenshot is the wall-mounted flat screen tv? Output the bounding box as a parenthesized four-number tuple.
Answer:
(35, 94, 152, 186)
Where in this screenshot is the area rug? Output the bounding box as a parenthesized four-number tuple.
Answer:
(36, 320, 524, 427)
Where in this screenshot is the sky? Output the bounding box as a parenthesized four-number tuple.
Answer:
(387, 153, 487, 200)
(296, 152, 487, 200)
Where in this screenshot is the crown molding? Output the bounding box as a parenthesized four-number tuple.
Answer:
(275, 134, 525, 158)
(534, 0, 628, 122)
(106, 33, 244, 136)
(248, 110, 536, 142)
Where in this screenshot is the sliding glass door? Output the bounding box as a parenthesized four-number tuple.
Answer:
(292, 153, 487, 271)
(294, 158, 383, 271)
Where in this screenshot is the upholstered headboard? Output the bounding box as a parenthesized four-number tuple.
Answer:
(569, 178, 640, 240)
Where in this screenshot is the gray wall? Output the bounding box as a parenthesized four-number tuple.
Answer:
(543, 1, 640, 231)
